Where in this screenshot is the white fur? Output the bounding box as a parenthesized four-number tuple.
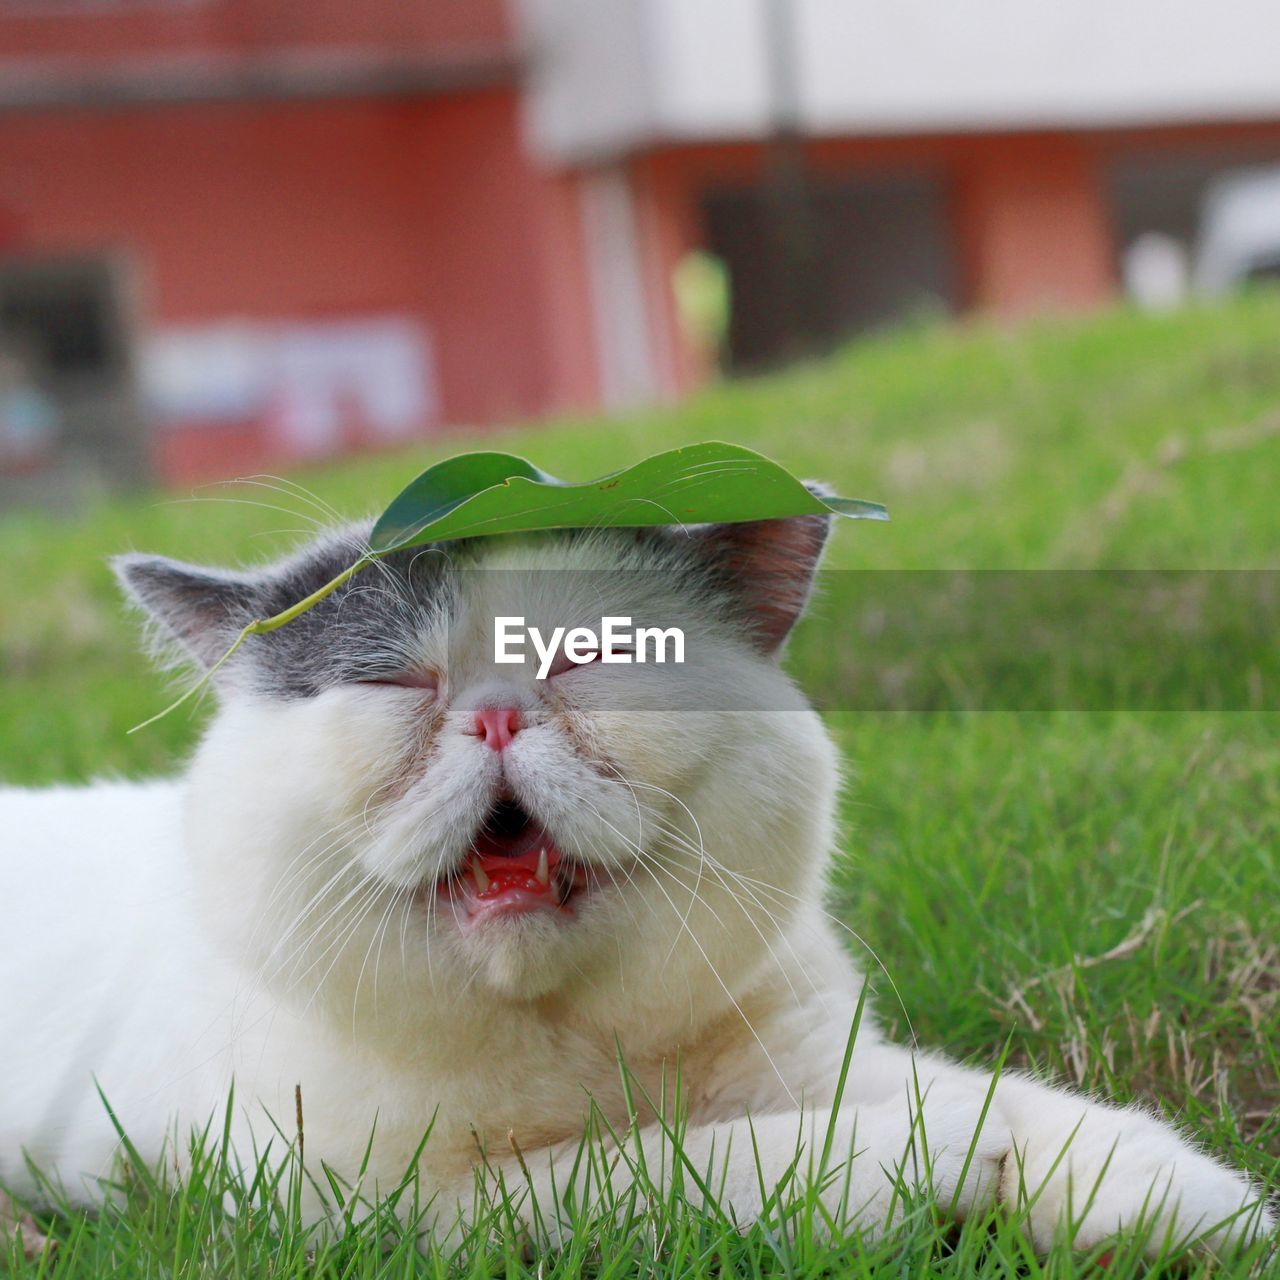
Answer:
(0, 533, 1272, 1256)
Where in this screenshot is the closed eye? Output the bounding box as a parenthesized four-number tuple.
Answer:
(359, 668, 439, 694)
(547, 645, 633, 678)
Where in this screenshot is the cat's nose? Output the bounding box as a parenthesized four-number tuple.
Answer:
(469, 705, 523, 752)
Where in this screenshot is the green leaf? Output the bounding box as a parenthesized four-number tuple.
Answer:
(368, 441, 887, 553)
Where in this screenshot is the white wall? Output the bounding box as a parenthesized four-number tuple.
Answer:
(517, 0, 1280, 162)
(515, 0, 658, 161)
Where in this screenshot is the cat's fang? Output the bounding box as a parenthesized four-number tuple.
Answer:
(448, 839, 580, 930)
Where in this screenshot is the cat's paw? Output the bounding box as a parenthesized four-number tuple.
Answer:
(1001, 1100, 1274, 1255)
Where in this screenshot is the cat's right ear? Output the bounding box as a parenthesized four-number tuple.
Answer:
(113, 555, 260, 669)
(683, 481, 834, 654)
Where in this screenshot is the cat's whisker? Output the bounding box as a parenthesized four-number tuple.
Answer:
(609, 774, 916, 1040)
(651, 817, 876, 1016)
(238, 474, 348, 525)
(248, 526, 333, 541)
(215, 479, 342, 532)
(356, 882, 413, 1028)
(260, 808, 378, 913)
(629, 856, 799, 1107)
(601, 768, 721, 921)
(576, 791, 717, 946)
(265, 847, 373, 970)
(257, 861, 366, 983)
(267, 786, 446, 974)
(646, 840, 824, 1010)
(156, 492, 331, 532)
(275, 875, 374, 987)
(288, 873, 389, 1003)
(301, 887, 390, 1016)
(650, 839, 826, 1011)
(678, 847, 918, 1046)
(585, 770, 828, 1010)
(267, 812, 414, 980)
(546, 780, 799, 1101)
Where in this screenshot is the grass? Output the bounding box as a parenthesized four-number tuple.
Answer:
(3, 295, 1280, 1276)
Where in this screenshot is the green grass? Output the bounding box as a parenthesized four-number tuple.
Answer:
(3, 296, 1280, 1276)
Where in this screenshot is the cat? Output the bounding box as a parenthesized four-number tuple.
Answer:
(0, 503, 1272, 1256)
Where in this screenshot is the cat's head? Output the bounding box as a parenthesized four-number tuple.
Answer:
(117, 502, 840, 1044)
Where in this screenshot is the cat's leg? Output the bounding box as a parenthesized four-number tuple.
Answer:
(449, 1084, 1007, 1248)
(433, 1051, 1272, 1254)
(853, 1042, 1275, 1255)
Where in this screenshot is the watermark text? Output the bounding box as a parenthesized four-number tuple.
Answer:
(494, 616, 685, 679)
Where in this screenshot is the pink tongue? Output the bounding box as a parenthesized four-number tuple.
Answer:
(473, 847, 560, 900)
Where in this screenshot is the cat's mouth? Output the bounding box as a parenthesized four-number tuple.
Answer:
(442, 794, 591, 931)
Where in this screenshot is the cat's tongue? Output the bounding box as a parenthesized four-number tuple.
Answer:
(474, 845, 557, 898)
(459, 844, 567, 928)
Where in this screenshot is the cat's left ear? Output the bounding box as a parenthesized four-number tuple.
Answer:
(690, 481, 833, 653)
(113, 554, 261, 669)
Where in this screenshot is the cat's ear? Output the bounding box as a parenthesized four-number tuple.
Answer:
(690, 481, 833, 653)
(113, 554, 261, 669)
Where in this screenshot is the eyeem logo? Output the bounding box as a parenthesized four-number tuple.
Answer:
(495, 616, 685, 680)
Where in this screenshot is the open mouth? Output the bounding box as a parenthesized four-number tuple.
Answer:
(445, 794, 590, 930)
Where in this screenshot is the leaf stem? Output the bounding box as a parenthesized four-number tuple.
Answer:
(256, 554, 372, 632)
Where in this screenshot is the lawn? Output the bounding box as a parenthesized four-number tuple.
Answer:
(2, 297, 1278, 1277)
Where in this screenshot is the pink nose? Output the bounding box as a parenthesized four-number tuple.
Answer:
(471, 705, 522, 752)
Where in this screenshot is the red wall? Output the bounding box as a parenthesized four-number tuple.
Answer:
(0, 0, 511, 64)
(0, 88, 599, 479)
(952, 134, 1114, 316)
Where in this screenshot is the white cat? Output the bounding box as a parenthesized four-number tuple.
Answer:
(0, 507, 1272, 1256)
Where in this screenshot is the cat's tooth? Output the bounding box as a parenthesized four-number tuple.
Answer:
(535, 848, 550, 886)
(472, 863, 490, 893)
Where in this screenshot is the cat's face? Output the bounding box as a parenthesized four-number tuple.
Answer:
(118, 510, 839, 1040)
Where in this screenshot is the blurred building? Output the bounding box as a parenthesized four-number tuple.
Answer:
(3, 0, 1280, 486)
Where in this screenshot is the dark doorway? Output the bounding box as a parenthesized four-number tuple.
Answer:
(0, 252, 149, 507)
(702, 171, 956, 373)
